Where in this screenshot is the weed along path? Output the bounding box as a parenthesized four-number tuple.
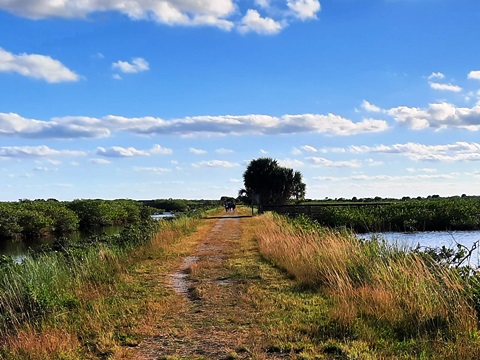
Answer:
(133, 209, 290, 360)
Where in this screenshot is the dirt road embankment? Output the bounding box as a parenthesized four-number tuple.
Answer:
(132, 208, 297, 360)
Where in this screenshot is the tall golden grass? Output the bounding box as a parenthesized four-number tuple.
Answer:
(254, 213, 478, 341)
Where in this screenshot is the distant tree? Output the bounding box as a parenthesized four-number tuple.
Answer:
(239, 158, 306, 213)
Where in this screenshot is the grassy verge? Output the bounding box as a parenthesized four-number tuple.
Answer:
(4, 208, 478, 359)
(251, 213, 480, 358)
(0, 213, 209, 359)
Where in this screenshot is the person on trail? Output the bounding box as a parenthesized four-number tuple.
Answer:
(224, 200, 236, 213)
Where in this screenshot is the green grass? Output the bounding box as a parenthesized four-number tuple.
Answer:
(0, 215, 204, 359)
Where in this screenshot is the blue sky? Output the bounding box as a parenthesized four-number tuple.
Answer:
(1, 0, 480, 201)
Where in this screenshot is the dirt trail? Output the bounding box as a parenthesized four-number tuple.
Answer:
(134, 214, 260, 359)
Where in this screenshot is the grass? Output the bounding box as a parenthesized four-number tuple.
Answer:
(0, 215, 205, 359)
(2, 208, 479, 359)
(252, 212, 480, 358)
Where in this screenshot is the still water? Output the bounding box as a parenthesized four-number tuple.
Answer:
(358, 230, 480, 266)
(0, 226, 124, 261)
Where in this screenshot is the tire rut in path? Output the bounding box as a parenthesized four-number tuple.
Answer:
(134, 215, 250, 359)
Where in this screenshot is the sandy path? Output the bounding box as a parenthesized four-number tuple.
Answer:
(134, 215, 254, 359)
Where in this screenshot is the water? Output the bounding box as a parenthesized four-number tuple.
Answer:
(358, 230, 480, 266)
(0, 226, 124, 261)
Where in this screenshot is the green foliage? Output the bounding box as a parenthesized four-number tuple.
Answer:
(140, 198, 218, 214)
(0, 199, 156, 241)
(241, 157, 306, 209)
(280, 196, 480, 233)
(67, 199, 140, 228)
(0, 216, 160, 336)
(0, 200, 79, 239)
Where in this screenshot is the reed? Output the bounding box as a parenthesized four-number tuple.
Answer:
(254, 213, 478, 343)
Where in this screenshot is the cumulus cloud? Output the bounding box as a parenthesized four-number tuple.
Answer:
(97, 146, 149, 158)
(428, 72, 445, 80)
(97, 144, 172, 157)
(0, 0, 321, 34)
(468, 70, 480, 80)
(306, 157, 361, 168)
(150, 144, 173, 154)
(112, 57, 149, 74)
(387, 102, 480, 130)
(279, 114, 388, 135)
(0, 0, 236, 27)
(0, 145, 85, 158)
(189, 147, 207, 155)
(133, 166, 171, 173)
(429, 81, 462, 92)
(350, 173, 457, 181)
(215, 148, 234, 154)
(361, 100, 382, 113)
(287, 0, 320, 20)
(0, 112, 389, 139)
(0, 47, 80, 83)
(346, 141, 480, 162)
(0, 113, 109, 139)
(302, 145, 318, 152)
(191, 160, 240, 168)
(278, 158, 303, 167)
(238, 9, 283, 34)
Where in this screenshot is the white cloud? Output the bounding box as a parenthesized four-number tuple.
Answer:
(287, 0, 320, 20)
(0, 0, 236, 27)
(192, 160, 240, 168)
(0, 0, 322, 34)
(215, 148, 234, 154)
(133, 166, 171, 174)
(112, 57, 149, 74)
(302, 145, 318, 152)
(428, 72, 445, 80)
(0, 145, 85, 158)
(349, 173, 457, 181)
(280, 114, 388, 135)
(0, 113, 110, 139)
(97, 144, 173, 157)
(1, 112, 389, 140)
(306, 157, 361, 168)
(361, 100, 382, 113)
(150, 144, 173, 155)
(468, 70, 480, 80)
(344, 141, 480, 162)
(189, 147, 207, 155)
(238, 9, 283, 35)
(0, 47, 80, 83)
(97, 146, 149, 157)
(278, 158, 303, 167)
(387, 102, 480, 130)
(429, 81, 462, 92)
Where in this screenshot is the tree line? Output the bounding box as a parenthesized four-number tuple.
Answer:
(0, 199, 154, 240)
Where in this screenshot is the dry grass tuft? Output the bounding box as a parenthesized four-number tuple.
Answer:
(5, 326, 80, 359)
(254, 213, 478, 342)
